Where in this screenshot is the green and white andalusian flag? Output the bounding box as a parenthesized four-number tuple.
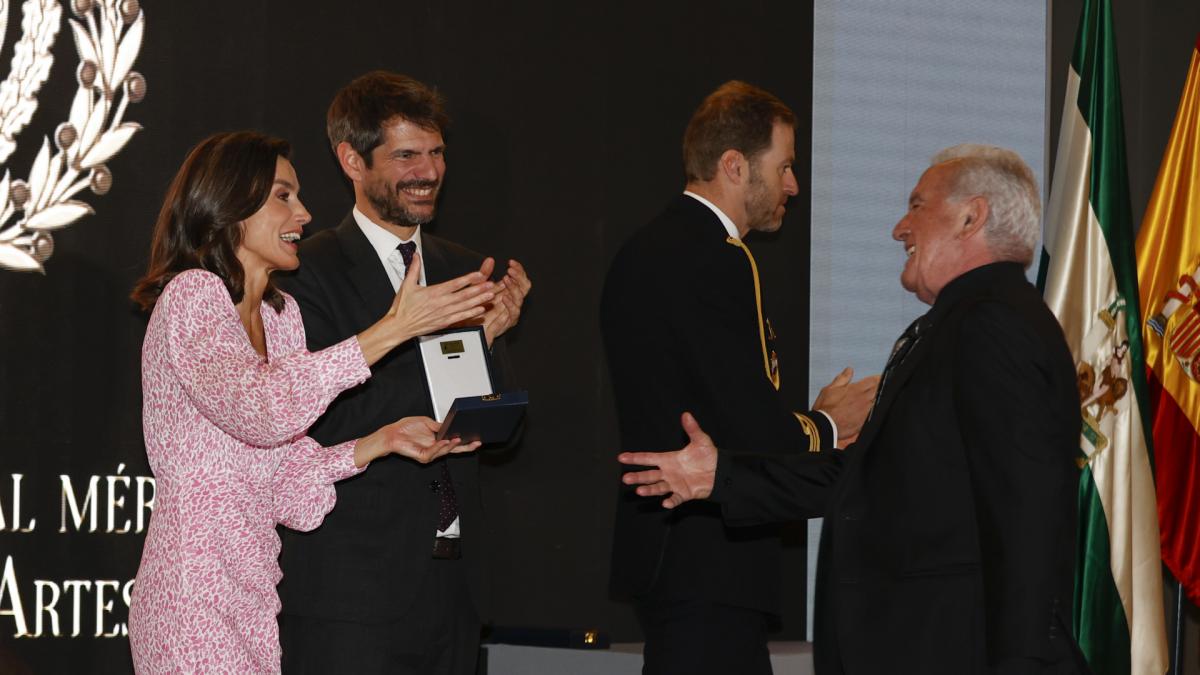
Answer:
(1039, 0, 1168, 673)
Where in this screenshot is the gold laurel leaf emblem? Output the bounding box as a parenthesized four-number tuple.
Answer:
(0, 0, 145, 273)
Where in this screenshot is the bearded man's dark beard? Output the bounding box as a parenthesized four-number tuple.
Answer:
(366, 179, 440, 227)
(742, 165, 775, 232)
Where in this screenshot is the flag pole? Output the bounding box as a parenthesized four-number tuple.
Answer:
(1171, 576, 1183, 675)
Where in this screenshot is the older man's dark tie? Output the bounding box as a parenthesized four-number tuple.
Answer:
(869, 314, 929, 419)
(395, 241, 459, 532)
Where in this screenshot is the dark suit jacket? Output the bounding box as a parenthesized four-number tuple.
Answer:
(711, 262, 1088, 674)
(274, 214, 492, 623)
(601, 194, 835, 615)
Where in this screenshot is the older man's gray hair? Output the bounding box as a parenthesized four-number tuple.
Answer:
(931, 144, 1041, 266)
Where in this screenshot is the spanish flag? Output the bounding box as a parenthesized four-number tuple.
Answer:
(1136, 35, 1200, 607)
(1040, 0, 1168, 672)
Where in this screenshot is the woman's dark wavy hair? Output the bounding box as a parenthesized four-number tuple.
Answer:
(131, 131, 291, 312)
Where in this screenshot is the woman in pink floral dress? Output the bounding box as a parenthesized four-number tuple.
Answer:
(127, 132, 493, 674)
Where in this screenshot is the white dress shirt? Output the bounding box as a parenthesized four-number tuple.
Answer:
(352, 208, 427, 289)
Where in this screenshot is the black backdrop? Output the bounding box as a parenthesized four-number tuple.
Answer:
(0, 2, 816, 672)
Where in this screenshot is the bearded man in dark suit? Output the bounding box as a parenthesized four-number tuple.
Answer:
(620, 145, 1091, 675)
(601, 80, 878, 675)
(275, 71, 531, 675)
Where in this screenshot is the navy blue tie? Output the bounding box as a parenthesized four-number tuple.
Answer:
(396, 241, 417, 272)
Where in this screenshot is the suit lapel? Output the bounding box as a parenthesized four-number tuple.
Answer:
(855, 267, 1008, 449)
(333, 214, 395, 317)
(853, 327, 936, 451)
(420, 234, 454, 285)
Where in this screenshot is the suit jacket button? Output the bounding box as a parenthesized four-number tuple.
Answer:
(429, 481, 440, 492)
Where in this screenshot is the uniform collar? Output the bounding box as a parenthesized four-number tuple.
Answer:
(683, 191, 740, 240)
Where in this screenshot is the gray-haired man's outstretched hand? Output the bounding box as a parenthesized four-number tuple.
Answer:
(618, 412, 718, 509)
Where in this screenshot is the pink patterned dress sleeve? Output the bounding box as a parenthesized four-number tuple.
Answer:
(264, 292, 365, 531)
(159, 271, 366, 447)
(272, 436, 361, 531)
(128, 269, 370, 674)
